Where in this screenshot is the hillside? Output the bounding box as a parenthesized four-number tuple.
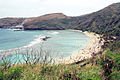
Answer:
(71, 3, 120, 35)
(23, 13, 69, 30)
(0, 3, 120, 32)
(0, 18, 25, 28)
(0, 3, 120, 35)
(23, 2, 120, 34)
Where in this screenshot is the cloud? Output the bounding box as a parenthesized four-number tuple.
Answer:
(0, 0, 119, 18)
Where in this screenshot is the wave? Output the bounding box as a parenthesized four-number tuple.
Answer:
(0, 35, 46, 53)
(50, 31, 59, 35)
(23, 35, 45, 48)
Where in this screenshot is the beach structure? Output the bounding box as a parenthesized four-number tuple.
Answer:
(12, 25, 24, 31)
(15, 25, 24, 31)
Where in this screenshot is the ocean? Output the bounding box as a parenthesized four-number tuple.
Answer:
(0, 29, 90, 63)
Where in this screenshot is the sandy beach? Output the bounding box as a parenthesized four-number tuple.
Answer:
(61, 31, 105, 64)
(0, 30, 105, 64)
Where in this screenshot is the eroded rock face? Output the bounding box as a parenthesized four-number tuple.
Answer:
(0, 13, 68, 30)
(0, 18, 25, 28)
(23, 13, 69, 30)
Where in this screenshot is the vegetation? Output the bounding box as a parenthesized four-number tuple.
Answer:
(0, 62, 22, 80)
(0, 2, 120, 80)
(0, 38, 119, 80)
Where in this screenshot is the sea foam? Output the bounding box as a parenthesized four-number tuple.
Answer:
(23, 35, 45, 48)
(50, 31, 59, 35)
(0, 35, 45, 53)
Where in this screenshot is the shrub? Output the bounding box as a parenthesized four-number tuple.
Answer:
(0, 62, 23, 80)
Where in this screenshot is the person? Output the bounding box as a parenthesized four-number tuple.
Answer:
(91, 52, 95, 57)
(91, 52, 95, 66)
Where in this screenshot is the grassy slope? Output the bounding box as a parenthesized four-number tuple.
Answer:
(1, 44, 120, 80)
(19, 46, 120, 80)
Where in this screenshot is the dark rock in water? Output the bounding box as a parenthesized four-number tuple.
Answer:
(42, 36, 51, 41)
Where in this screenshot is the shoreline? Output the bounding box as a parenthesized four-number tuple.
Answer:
(61, 30, 105, 64)
(0, 35, 45, 59)
(0, 30, 105, 65)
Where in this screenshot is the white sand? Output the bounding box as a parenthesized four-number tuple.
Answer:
(61, 31, 105, 64)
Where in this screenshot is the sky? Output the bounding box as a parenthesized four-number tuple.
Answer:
(0, 0, 119, 18)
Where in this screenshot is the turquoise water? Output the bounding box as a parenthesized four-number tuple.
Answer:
(0, 29, 90, 63)
(0, 29, 47, 50)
